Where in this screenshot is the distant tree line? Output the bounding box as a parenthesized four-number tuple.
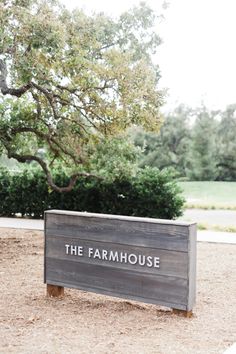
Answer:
(132, 104, 236, 181)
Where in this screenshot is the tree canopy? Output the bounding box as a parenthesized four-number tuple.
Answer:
(132, 103, 236, 181)
(133, 105, 191, 176)
(0, 0, 163, 191)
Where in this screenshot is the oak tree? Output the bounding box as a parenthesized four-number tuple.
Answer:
(0, 0, 163, 191)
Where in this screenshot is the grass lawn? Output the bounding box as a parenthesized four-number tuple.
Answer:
(178, 181, 236, 209)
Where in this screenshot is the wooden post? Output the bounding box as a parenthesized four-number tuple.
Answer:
(47, 284, 64, 298)
(172, 309, 193, 318)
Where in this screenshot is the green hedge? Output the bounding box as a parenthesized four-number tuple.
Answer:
(0, 167, 185, 219)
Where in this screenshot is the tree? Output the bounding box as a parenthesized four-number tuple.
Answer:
(186, 106, 218, 181)
(216, 104, 236, 181)
(0, 0, 163, 192)
(132, 105, 191, 176)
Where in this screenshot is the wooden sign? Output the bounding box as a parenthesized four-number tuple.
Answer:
(44, 210, 197, 316)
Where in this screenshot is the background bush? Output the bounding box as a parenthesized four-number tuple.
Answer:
(0, 167, 184, 219)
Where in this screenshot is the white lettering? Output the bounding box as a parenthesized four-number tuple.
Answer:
(138, 255, 146, 266)
(88, 248, 94, 258)
(147, 256, 153, 267)
(94, 248, 101, 259)
(109, 251, 119, 262)
(71, 245, 77, 255)
(65, 244, 70, 255)
(102, 249, 108, 260)
(128, 254, 138, 265)
(154, 257, 160, 268)
(120, 252, 128, 263)
(78, 246, 83, 257)
(64, 244, 160, 269)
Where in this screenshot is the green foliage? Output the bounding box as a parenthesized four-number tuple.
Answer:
(132, 104, 236, 181)
(0, 154, 22, 170)
(186, 106, 218, 181)
(0, 0, 163, 191)
(0, 167, 11, 215)
(132, 105, 191, 176)
(0, 167, 185, 219)
(0, 167, 49, 217)
(88, 136, 141, 181)
(215, 105, 236, 181)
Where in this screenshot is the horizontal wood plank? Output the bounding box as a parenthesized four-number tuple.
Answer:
(46, 210, 195, 227)
(45, 235, 188, 278)
(46, 213, 190, 252)
(46, 258, 188, 306)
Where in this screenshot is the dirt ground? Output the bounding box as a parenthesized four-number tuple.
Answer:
(0, 228, 235, 354)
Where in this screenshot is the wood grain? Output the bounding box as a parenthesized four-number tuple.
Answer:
(47, 284, 64, 297)
(44, 211, 197, 312)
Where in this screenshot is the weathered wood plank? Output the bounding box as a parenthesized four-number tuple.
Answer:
(46, 212, 190, 235)
(46, 213, 190, 252)
(45, 235, 188, 278)
(46, 210, 194, 226)
(46, 258, 188, 306)
(45, 279, 188, 311)
(46, 228, 188, 252)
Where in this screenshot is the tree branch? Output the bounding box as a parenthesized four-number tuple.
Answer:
(6, 149, 99, 193)
(0, 59, 31, 97)
(31, 82, 59, 120)
(10, 126, 84, 164)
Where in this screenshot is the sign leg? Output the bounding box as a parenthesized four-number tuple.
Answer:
(47, 284, 64, 298)
(172, 309, 193, 318)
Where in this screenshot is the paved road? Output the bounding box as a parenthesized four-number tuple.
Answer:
(0, 217, 43, 230)
(197, 230, 236, 244)
(1, 216, 236, 244)
(180, 209, 236, 227)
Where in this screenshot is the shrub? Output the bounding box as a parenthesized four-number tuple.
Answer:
(0, 167, 185, 219)
(0, 167, 12, 217)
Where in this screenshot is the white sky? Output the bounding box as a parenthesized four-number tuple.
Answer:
(60, 0, 236, 111)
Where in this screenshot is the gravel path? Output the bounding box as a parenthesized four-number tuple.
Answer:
(0, 228, 236, 354)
